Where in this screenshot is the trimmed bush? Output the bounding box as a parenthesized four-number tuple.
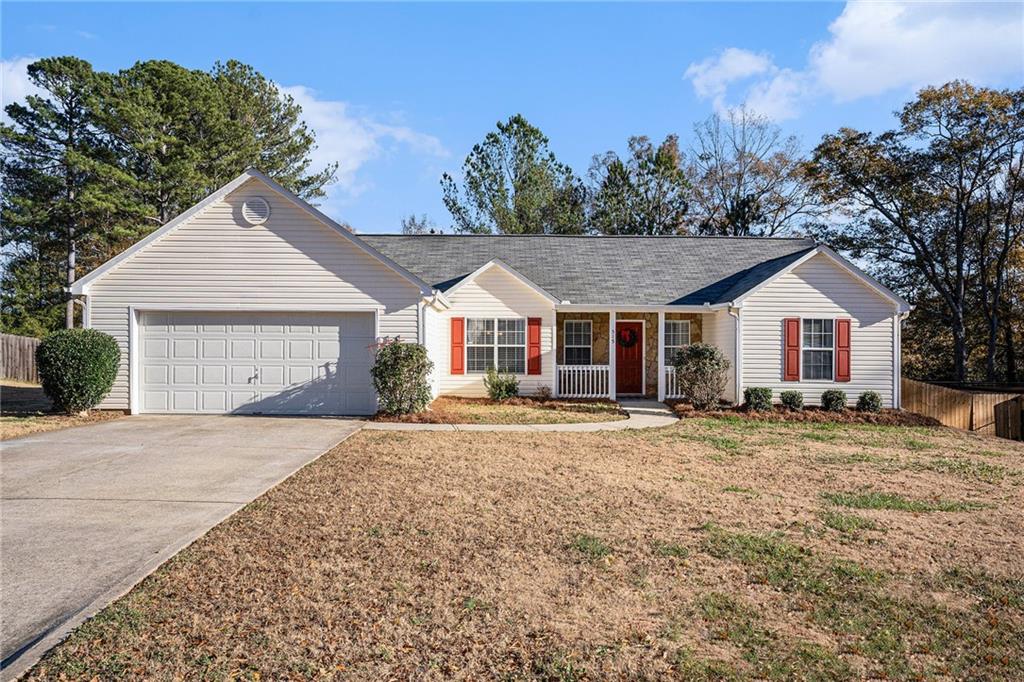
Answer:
(743, 387, 773, 411)
(821, 389, 847, 412)
(673, 343, 730, 410)
(857, 390, 883, 413)
(370, 338, 433, 415)
(484, 367, 519, 400)
(780, 390, 804, 411)
(36, 328, 120, 414)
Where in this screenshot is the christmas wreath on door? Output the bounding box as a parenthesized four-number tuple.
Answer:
(617, 327, 639, 348)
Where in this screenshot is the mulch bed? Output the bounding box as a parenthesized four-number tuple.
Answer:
(374, 396, 623, 423)
(667, 400, 942, 427)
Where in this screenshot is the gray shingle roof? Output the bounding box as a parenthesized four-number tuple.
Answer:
(360, 234, 817, 306)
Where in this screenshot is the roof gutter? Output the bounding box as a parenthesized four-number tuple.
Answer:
(555, 303, 731, 312)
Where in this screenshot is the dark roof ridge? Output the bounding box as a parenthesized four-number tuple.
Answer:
(362, 233, 815, 241)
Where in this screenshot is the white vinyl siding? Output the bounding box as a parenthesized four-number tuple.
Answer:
(740, 253, 898, 407)
(86, 178, 422, 410)
(701, 308, 737, 403)
(436, 266, 555, 397)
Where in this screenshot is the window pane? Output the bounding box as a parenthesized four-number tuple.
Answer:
(467, 318, 494, 345)
(665, 320, 690, 348)
(497, 346, 525, 374)
(565, 320, 591, 348)
(803, 319, 833, 349)
(497, 318, 525, 345)
(467, 346, 494, 373)
(565, 346, 592, 366)
(803, 349, 833, 380)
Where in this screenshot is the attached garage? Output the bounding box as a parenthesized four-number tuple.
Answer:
(138, 311, 376, 415)
(71, 169, 437, 416)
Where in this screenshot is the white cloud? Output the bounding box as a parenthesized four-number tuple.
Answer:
(811, 1, 1023, 101)
(2, 57, 43, 115)
(683, 48, 774, 113)
(684, 1, 1024, 120)
(280, 84, 448, 201)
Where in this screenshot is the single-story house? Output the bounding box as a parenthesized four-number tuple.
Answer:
(71, 169, 911, 416)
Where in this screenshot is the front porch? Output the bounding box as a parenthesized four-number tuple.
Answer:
(553, 311, 703, 401)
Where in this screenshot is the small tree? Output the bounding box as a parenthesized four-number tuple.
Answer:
(36, 328, 120, 414)
(674, 343, 730, 410)
(370, 338, 433, 415)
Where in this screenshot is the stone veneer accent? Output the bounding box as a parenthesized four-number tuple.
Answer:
(555, 312, 703, 398)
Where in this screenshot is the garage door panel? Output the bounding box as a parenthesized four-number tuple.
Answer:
(172, 339, 198, 359)
(202, 339, 227, 359)
(140, 311, 376, 415)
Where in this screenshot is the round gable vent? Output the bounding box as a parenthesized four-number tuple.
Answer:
(241, 196, 271, 225)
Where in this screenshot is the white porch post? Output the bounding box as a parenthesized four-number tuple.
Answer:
(552, 318, 559, 397)
(657, 310, 665, 402)
(608, 310, 617, 400)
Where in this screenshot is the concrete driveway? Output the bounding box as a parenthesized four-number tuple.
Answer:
(0, 415, 361, 678)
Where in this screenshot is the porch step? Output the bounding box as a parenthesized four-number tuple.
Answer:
(617, 400, 676, 419)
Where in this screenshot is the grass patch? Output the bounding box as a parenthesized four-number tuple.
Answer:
(683, 433, 745, 455)
(820, 510, 879, 533)
(568, 533, 612, 562)
(903, 437, 935, 450)
(801, 431, 837, 442)
(822, 490, 985, 513)
(913, 457, 1014, 484)
(722, 485, 758, 496)
(653, 540, 689, 558)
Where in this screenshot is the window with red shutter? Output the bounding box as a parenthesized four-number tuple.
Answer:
(783, 318, 800, 381)
(527, 317, 542, 375)
(835, 318, 851, 382)
(450, 317, 465, 375)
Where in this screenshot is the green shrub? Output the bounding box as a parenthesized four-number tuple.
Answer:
(674, 343, 731, 410)
(856, 390, 882, 412)
(743, 387, 773, 411)
(36, 328, 120, 414)
(484, 367, 519, 400)
(370, 338, 433, 415)
(820, 389, 847, 412)
(780, 390, 804, 410)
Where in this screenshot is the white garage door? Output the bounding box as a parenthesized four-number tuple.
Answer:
(140, 311, 376, 415)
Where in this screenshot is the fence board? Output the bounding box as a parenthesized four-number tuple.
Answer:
(902, 378, 1022, 441)
(1, 334, 40, 384)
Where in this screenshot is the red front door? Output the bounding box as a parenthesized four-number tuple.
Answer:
(615, 321, 644, 394)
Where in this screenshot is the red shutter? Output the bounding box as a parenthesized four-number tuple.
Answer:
(835, 318, 851, 382)
(450, 317, 465, 375)
(527, 317, 542, 375)
(783, 318, 800, 381)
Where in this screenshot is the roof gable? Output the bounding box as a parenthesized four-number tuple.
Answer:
(71, 169, 434, 296)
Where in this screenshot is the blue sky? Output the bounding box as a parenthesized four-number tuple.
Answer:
(3, 2, 1022, 233)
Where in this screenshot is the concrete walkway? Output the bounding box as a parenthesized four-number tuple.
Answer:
(1, 415, 361, 680)
(364, 399, 678, 432)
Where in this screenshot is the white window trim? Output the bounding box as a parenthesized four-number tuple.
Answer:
(563, 319, 593, 366)
(663, 319, 691, 364)
(800, 317, 835, 382)
(465, 317, 528, 375)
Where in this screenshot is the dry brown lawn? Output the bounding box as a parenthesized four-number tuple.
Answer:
(28, 418, 1024, 680)
(377, 396, 627, 425)
(0, 382, 123, 440)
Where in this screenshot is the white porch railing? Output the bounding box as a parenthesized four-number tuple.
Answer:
(557, 364, 610, 398)
(664, 365, 684, 399)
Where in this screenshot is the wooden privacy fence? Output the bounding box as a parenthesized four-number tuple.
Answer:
(1, 333, 41, 384)
(902, 378, 1023, 441)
